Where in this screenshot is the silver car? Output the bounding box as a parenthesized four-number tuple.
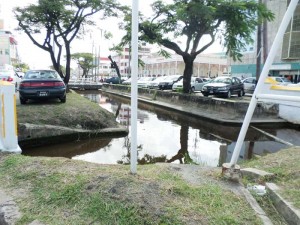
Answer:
(172, 77, 211, 92)
(242, 77, 257, 94)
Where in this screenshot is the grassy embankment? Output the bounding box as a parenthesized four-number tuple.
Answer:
(17, 91, 118, 130)
(0, 91, 298, 224)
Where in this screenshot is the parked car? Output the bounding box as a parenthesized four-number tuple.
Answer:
(172, 77, 211, 92)
(137, 77, 155, 88)
(105, 76, 122, 84)
(18, 70, 66, 104)
(158, 75, 183, 90)
(0, 69, 22, 89)
(122, 77, 132, 85)
(269, 76, 292, 85)
(148, 76, 167, 89)
(201, 76, 244, 98)
(242, 77, 257, 94)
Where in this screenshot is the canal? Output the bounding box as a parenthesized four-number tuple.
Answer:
(22, 91, 300, 167)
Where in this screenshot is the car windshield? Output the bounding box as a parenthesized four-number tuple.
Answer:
(211, 77, 231, 84)
(25, 71, 59, 79)
(282, 78, 292, 82)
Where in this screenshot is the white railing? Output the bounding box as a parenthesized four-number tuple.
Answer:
(0, 81, 21, 152)
(69, 77, 100, 85)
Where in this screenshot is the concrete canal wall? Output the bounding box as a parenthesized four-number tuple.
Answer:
(102, 84, 280, 121)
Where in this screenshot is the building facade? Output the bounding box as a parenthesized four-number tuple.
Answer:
(140, 52, 228, 78)
(111, 45, 151, 78)
(0, 19, 18, 67)
(231, 0, 300, 83)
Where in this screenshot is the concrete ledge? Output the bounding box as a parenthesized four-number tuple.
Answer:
(241, 168, 275, 180)
(101, 84, 280, 119)
(266, 183, 300, 225)
(102, 88, 287, 126)
(18, 123, 128, 149)
(239, 187, 273, 225)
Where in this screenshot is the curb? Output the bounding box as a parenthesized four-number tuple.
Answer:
(241, 168, 300, 225)
(239, 187, 273, 225)
(266, 183, 300, 225)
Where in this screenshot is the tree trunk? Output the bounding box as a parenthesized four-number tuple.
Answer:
(182, 55, 195, 93)
(64, 42, 71, 84)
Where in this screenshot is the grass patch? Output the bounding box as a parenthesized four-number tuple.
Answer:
(0, 153, 264, 225)
(17, 91, 118, 130)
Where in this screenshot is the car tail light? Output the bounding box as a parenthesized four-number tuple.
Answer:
(19, 82, 31, 87)
(54, 81, 65, 87)
(1, 77, 13, 82)
(19, 81, 65, 88)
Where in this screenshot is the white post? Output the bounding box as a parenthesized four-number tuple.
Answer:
(130, 0, 139, 174)
(228, 0, 299, 167)
(0, 81, 21, 152)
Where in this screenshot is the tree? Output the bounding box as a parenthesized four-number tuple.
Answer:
(13, 62, 30, 72)
(71, 52, 96, 78)
(120, 0, 274, 93)
(14, 0, 126, 84)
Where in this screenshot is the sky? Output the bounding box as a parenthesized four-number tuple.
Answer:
(0, 0, 222, 69)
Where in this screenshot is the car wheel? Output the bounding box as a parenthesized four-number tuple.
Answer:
(203, 93, 209, 97)
(60, 96, 66, 103)
(227, 90, 231, 98)
(190, 87, 195, 93)
(238, 90, 243, 97)
(20, 97, 27, 104)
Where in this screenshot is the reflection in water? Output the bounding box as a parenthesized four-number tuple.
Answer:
(167, 125, 194, 164)
(23, 90, 300, 167)
(22, 138, 112, 158)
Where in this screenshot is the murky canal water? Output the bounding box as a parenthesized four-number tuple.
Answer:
(22, 91, 300, 167)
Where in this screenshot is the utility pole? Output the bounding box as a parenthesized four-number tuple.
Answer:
(256, 0, 262, 81)
(262, 0, 268, 63)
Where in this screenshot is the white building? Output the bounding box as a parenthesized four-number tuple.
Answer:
(111, 45, 151, 78)
(140, 52, 228, 78)
(0, 20, 18, 67)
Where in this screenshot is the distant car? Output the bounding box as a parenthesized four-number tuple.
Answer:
(105, 77, 122, 84)
(269, 76, 292, 85)
(148, 76, 167, 89)
(172, 77, 211, 92)
(122, 77, 132, 85)
(0, 69, 22, 89)
(18, 70, 66, 104)
(242, 77, 257, 94)
(158, 75, 183, 90)
(137, 77, 155, 88)
(201, 76, 244, 98)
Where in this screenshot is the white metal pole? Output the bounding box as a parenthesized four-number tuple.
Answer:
(229, 0, 299, 166)
(130, 0, 139, 174)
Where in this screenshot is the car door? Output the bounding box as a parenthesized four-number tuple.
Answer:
(193, 78, 204, 91)
(231, 77, 241, 94)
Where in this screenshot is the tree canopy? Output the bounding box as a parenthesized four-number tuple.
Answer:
(71, 52, 96, 78)
(119, 0, 274, 93)
(14, 0, 127, 84)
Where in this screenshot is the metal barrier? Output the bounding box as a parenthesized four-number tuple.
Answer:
(69, 77, 99, 84)
(0, 81, 21, 153)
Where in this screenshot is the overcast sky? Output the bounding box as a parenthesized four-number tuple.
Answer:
(1, 0, 221, 69)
